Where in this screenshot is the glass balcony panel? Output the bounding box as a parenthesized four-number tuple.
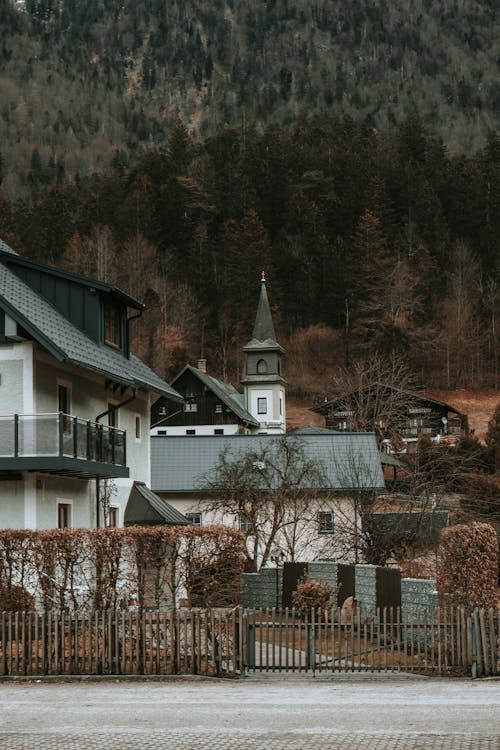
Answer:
(0, 413, 126, 466)
(0, 416, 15, 457)
(18, 414, 59, 457)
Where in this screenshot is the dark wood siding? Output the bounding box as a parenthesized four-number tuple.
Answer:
(12, 266, 106, 343)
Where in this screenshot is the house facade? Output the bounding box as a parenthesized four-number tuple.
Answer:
(151, 362, 260, 436)
(313, 386, 468, 453)
(0, 239, 186, 530)
(150, 430, 385, 565)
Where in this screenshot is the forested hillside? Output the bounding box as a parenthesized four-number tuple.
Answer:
(1, 116, 499, 394)
(0, 0, 499, 198)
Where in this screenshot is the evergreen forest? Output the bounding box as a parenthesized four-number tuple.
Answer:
(1, 115, 499, 394)
(0, 1, 499, 394)
(1, 0, 499, 197)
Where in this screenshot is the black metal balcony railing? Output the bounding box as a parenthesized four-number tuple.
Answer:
(0, 413, 127, 467)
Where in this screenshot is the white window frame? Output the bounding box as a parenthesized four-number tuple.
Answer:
(107, 505, 119, 528)
(134, 414, 142, 441)
(257, 397, 267, 415)
(318, 510, 335, 534)
(185, 512, 202, 526)
(57, 499, 73, 529)
(57, 379, 73, 434)
(238, 514, 253, 534)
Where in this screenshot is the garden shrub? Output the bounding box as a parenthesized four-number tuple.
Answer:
(437, 522, 498, 610)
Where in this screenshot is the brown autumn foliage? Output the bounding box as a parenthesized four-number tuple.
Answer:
(437, 522, 498, 611)
(0, 527, 246, 612)
(292, 573, 334, 611)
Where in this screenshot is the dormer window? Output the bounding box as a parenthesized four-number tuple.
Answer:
(104, 304, 122, 348)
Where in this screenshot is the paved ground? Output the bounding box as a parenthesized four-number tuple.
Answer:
(0, 676, 499, 749)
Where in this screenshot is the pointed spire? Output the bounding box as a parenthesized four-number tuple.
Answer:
(252, 271, 277, 342)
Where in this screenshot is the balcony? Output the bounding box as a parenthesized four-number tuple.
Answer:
(0, 413, 129, 479)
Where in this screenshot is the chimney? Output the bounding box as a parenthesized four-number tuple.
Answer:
(197, 358, 207, 373)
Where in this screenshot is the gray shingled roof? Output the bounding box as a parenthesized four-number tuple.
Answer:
(0, 249, 182, 401)
(124, 482, 188, 525)
(151, 432, 385, 493)
(177, 365, 259, 427)
(0, 239, 18, 255)
(292, 427, 403, 468)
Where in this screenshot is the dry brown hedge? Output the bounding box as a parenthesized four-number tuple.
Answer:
(0, 526, 246, 612)
(437, 522, 498, 610)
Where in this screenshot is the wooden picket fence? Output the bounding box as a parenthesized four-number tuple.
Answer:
(1, 606, 498, 678)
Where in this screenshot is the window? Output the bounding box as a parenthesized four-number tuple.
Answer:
(318, 510, 335, 534)
(184, 401, 198, 412)
(58, 384, 71, 414)
(257, 397, 267, 415)
(135, 416, 141, 440)
(215, 403, 223, 413)
(238, 514, 253, 534)
(104, 304, 122, 348)
(185, 512, 202, 526)
(57, 382, 72, 434)
(186, 429, 196, 435)
(58, 503, 71, 529)
(257, 358, 268, 374)
(214, 428, 224, 435)
(108, 506, 118, 528)
(157, 430, 167, 435)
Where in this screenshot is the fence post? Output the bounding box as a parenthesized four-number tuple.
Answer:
(471, 612, 478, 679)
(246, 620, 255, 670)
(306, 617, 314, 671)
(1, 612, 7, 675)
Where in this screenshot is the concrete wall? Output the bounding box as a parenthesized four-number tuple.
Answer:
(401, 578, 438, 616)
(243, 568, 282, 609)
(243, 563, 439, 615)
(354, 564, 378, 615)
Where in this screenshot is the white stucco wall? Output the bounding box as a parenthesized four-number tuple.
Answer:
(36, 474, 94, 529)
(0, 341, 35, 416)
(0, 480, 26, 528)
(161, 495, 356, 564)
(245, 384, 286, 433)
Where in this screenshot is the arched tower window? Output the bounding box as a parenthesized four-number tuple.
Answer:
(256, 358, 268, 374)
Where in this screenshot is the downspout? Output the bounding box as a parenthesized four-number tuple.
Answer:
(95, 389, 138, 529)
(126, 307, 144, 358)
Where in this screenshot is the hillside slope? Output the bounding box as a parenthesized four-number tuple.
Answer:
(1, 0, 499, 197)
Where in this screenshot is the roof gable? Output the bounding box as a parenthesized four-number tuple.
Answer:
(0, 242, 182, 401)
(170, 365, 259, 427)
(313, 384, 465, 418)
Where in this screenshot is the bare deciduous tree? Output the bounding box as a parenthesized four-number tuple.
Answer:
(202, 436, 328, 571)
(323, 352, 419, 449)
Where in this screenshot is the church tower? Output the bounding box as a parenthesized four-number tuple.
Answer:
(241, 273, 286, 433)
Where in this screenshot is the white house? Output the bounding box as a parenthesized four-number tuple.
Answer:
(0, 238, 186, 530)
(150, 429, 386, 565)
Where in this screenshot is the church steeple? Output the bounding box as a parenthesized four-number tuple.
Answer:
(250, 271, 279, 344)
(241, 273, 286, 433)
